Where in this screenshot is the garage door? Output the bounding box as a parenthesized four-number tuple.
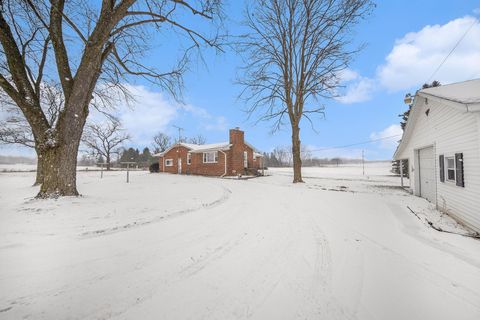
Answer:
(418, 146, 436, 203)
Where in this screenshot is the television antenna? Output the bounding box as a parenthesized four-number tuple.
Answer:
(172, 125, 184, 142)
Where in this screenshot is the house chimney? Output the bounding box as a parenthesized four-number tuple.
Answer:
(229, 127, 244, 145)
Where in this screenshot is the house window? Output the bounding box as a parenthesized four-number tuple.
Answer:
(243, 151, 248, 168)
(187, 153, 191, 165)
(203, 151, 218, 163)
(165, 159, 173, 167)
(446, 156, 455, 181)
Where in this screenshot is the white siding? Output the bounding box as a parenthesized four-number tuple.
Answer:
(397, 99, 480, 232)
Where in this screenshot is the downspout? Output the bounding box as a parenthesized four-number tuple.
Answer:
(219, 150, 227, 177)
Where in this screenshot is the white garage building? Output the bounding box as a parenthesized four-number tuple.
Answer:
(394, 79, 480, 232)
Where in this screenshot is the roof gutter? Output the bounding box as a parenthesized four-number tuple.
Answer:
(219, 150, 227, 177)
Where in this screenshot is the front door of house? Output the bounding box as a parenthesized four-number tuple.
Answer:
(178, 158, 182, 174)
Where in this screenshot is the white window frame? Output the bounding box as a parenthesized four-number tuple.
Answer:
(243, 151, 248, 168)
(203, 151, 218, 163)
(187, 153, 191, 165)
(165, 159, 173, 167)
(445, 156, 456, 182)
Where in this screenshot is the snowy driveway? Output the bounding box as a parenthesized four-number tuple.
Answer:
(1, 165, 480, 319)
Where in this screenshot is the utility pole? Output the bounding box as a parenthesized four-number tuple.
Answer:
(362, 150, 365, 176)
(173, 125, 184, 143)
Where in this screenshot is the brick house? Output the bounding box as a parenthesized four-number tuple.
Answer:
(155, 128, 264, 177)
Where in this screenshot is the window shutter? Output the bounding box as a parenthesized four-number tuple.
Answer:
(455, 153, 464, 187)
(439, 155, 445, 182)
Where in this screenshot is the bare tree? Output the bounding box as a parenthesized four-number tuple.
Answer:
(152, 132, 171, 153)
(300, 145, 312, 162)
(238, 0, 373, 182)
(272, 146, 290, 167)
(188, 134, 207, 145)
(0, 0, 222, 197)
(82, 119, 130, 170)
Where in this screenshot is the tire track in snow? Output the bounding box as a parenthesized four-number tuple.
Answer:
(178, 232, 249, 279)
(79, 185, 232, 239)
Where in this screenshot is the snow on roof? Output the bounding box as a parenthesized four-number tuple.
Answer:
(186, 142, 231, 153)
(419, 79, 480, 108)
(153, 142, 231, 156)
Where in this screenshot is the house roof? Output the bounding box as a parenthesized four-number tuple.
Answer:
(187, 142, 231, 153)
(393, 79, 480, 160)
(418, 79, 480, 111)
(153, 142, 231, 157)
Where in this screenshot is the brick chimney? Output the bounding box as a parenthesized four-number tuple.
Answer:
(229, 127, 244, 145)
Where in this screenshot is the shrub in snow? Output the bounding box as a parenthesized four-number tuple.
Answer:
(149, 163, 159, 173)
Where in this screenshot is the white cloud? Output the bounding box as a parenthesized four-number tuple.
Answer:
(90, 84, 228, 148)
(378, 16, 480, 92)
(180, 104, 228, 132)
(113, 85, 178, 148)
(370, 124, 402, 149)
(337, 68, 360, 82)
(336, 76, 376, 104)
(205, 116, 228, 131)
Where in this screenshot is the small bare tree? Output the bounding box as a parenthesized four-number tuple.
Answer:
(82, 120, 130, 170)
(189, 134, 207, 145)
(272, 146, 290, 167)
(239, 0, 373, 182)
(152, 132, 172, 153)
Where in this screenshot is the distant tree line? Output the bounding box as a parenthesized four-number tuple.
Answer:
(262, 146, 362, 168)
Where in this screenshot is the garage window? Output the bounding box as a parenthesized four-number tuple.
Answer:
(446, 157, 455, 181)
(441, 153, 464, 187)
(165, 159, 173, 167)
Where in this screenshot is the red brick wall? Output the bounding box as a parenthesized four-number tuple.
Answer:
(189, 151, 227, 176)
(158, 145, 190, 174)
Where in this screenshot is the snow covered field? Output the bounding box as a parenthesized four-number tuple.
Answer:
(1, 163, 480, 319)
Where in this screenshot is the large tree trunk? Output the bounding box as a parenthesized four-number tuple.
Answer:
(37, 141, 80, 198)
(291, 124, 303, 183)
(34, 149, 44, 186)
(36, 108, 86, 198)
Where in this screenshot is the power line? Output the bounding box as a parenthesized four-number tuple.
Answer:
(309, 134, 402, 152)
(427, 18, 477, 83)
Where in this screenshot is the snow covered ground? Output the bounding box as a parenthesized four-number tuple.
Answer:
(1, 163, 480, 319)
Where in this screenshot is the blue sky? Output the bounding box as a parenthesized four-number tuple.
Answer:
(2, 1, 480, 160)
